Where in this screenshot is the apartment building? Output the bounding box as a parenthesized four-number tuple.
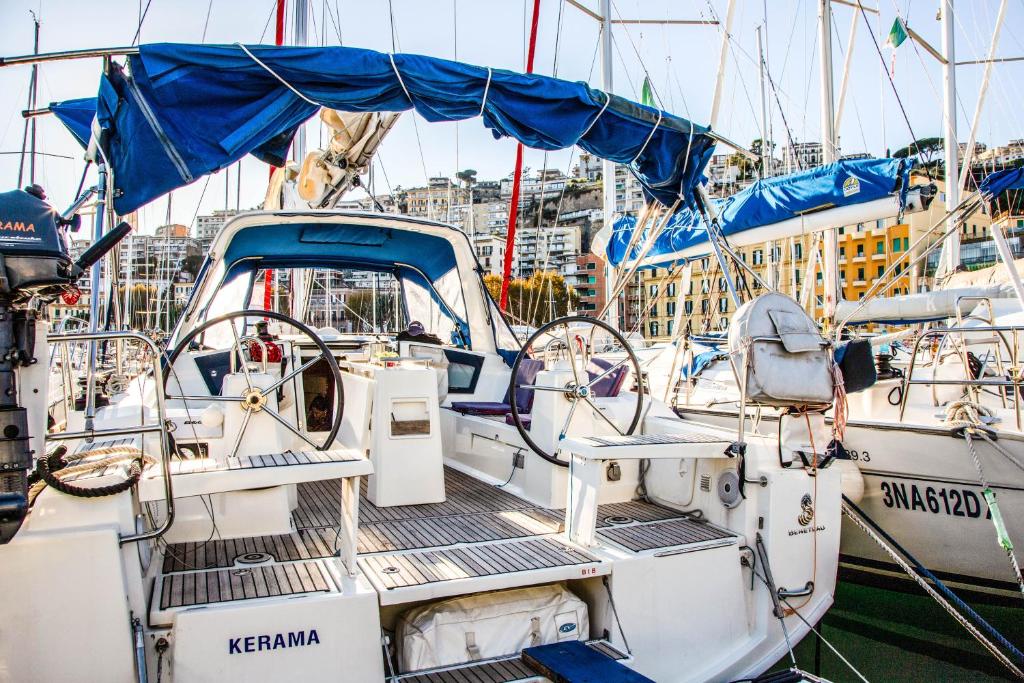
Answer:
(574, 253, 606, 315)
(195, 209, 238, 249)
(404, 177, 467, 221)
(473, 233, 508, 277)
(515, 224, 581, 279)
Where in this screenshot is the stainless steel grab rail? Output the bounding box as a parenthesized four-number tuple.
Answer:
(899, 325, 1023, 430)
(47, 330, 174, 545)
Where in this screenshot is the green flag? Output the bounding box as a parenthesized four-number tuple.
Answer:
(641, 75, 655, 107)
(885, 17, 908, 49)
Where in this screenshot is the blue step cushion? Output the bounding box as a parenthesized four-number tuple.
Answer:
(522, 641, 654, 683)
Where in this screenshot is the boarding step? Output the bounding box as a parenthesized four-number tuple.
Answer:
(394, 640, 629, 683)
(560, 432, 732, 462)
(597, 516, 738, 554)
(361, 536, 607, 606)
(523, 641, 653, 683)
(150, 557, 338, 626)
(138, 448, 371, 500)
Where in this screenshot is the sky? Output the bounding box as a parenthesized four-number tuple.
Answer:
(0, 0, 1021, 236)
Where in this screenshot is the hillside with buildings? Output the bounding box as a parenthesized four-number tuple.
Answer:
(53, 138, 1024, 337)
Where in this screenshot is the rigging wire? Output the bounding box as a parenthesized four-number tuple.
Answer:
(853, 1, 925, 164)
(385, 1, 435, 220)
(131, 0, 155, 46)
(200, 0, 214, 43)
(323, 0, 344, 45)
(258, 0, 278, 43)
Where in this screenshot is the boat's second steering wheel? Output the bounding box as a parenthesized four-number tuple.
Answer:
(508, 315, 643, 466)
(164, 309, 345, 454)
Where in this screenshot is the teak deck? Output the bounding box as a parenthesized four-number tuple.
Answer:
(158, 466, 734, 610)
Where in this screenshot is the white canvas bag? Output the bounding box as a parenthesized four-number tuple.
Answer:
(728, 292, 834, 407)
(396, 583, 589, 672)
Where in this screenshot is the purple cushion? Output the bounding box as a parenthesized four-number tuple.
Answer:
(450, 402, 511, 416)
(507, 358, 546, 412)
(505, 413, 532, 429)
(587, 357, 629, 398)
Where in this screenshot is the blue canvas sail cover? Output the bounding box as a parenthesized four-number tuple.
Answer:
(53, 43, 715, 215)
(606, 157, 910, 267)
(980, 167, 1024, 202)
(49, 98, 96, 149)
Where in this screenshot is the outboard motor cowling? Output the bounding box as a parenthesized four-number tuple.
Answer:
(0, 189, 75, 297)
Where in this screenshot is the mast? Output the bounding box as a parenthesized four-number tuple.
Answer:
(264, 0, 286, 314)
(756, 25, 769, 176)
(940, 0, 959, 275)
(819, 0, 840, 323)
(17, 14, 40, 188)
(498, 0, 541, 311)
(600, 0, 617, 327)
(708, 0, 736, 130)
(293, 0, 309, 160)
(957, 0, 1007, 195)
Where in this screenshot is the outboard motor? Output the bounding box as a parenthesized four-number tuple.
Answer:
(0, 186, 131, 543)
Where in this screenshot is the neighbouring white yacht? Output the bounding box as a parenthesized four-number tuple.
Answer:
(0, 41, 847, 682)
(636, 166, 1024, 603)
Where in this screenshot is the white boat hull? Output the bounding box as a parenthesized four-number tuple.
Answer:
(673, 405, 1024, 601)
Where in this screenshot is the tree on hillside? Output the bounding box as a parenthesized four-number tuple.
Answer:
(483, 271, 578, 327)
(892, 136, 943, 160)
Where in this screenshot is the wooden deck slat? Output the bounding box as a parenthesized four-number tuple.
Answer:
(362, 537, 600, 590)
(157, 559, 334, 609)
(597, 517, 735, 553)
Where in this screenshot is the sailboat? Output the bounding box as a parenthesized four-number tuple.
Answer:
(603, 1, 1024, 607)
(0, 39, 851, 682)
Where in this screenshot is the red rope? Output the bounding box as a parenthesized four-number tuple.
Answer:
(499, 0, 542, 311)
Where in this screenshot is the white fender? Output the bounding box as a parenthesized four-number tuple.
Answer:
(835, 458, 865, 504)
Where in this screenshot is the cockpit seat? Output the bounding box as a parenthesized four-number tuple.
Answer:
(450, 358, 545, 416)
(504, 413, 532, 428)
(586, 357, 629, 398)
(498, 358, 626, 430)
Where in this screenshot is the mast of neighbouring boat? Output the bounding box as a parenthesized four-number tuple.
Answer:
(498, 0, 542, 312)
(756, 25, 769, 178)
(956, 0, 1006, 194)
(17, 13, 41, 189)
(939, 0, 960, 276)
(819, 0, 840, 325)
(599, 0, 617, 328)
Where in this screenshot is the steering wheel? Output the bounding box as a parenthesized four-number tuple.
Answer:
(509, 315, 643, 466)
(164, 309, 345, 454)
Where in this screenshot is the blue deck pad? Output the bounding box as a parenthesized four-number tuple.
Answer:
(522, 641, 655, 683)
(607, 157, 911, 268)
(51, 42, 715, 215)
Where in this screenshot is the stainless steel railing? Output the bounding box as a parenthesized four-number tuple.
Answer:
(899, 325, 1024, 430)
(46, 330, 174, 545)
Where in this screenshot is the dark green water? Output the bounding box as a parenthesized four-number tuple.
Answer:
(771, 581, 1023, 681)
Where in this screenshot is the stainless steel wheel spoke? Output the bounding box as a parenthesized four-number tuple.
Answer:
(265, 406, 322, 449)
(520, 384, 568, 393)
(228, 408, 252, 459)
(563, 324, 582, 387)
(263, 354, 323, 395)
(166, 394, 241, 403)
(558, 399, 579, 440)
(229, 320, 255, 391)
(584, 396, 624, 435)
(585, 356, 629, 389)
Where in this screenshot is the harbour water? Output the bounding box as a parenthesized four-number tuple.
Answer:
(772, 581, 1022, 681)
